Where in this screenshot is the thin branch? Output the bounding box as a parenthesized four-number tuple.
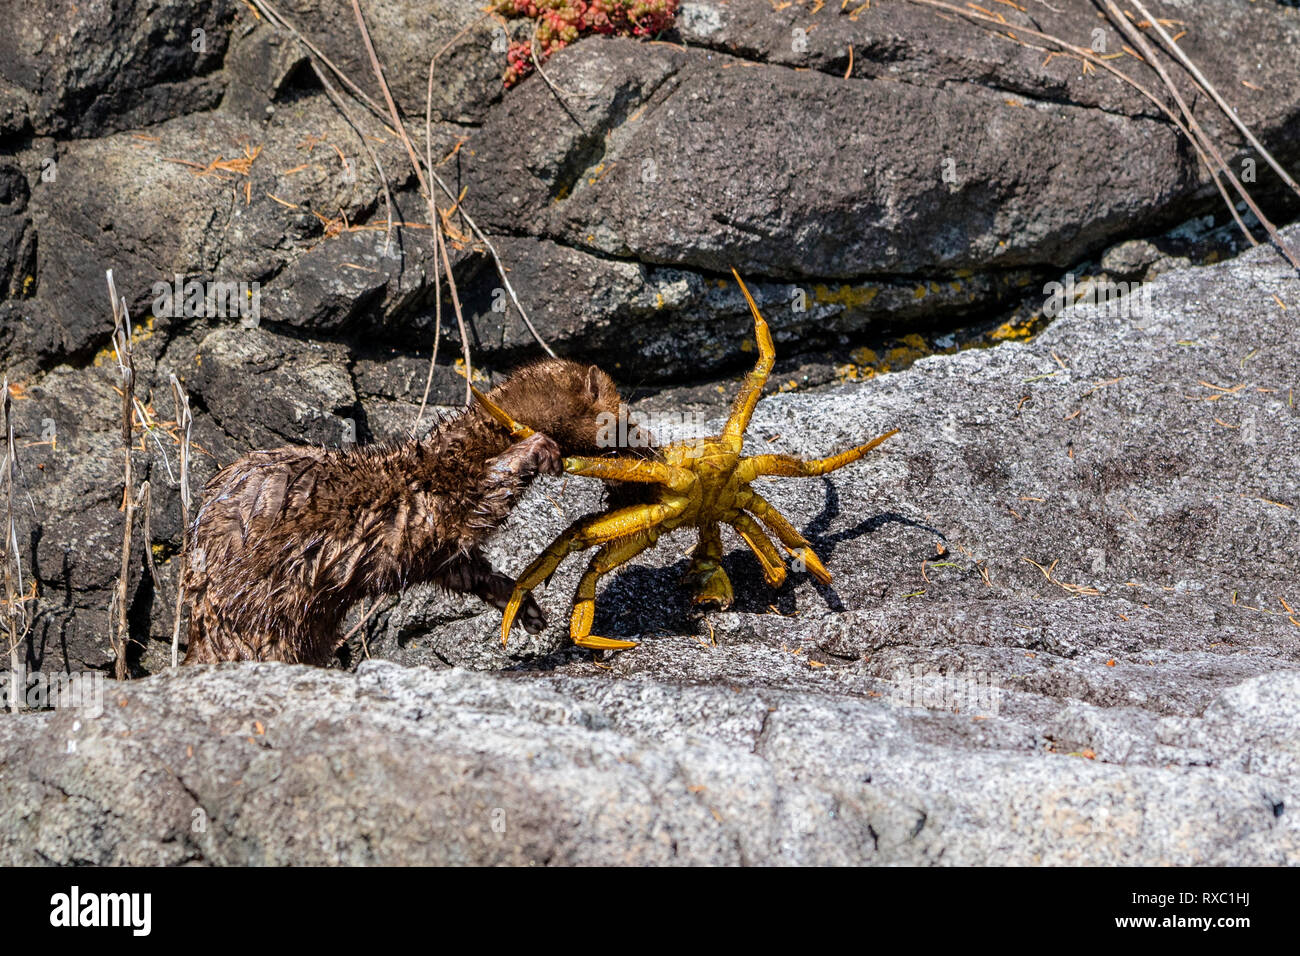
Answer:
(2, 376, 30, 712)
(107, 270, 137, 682)
(349, 0, 475, 405)
(342, 595, 392, 647)
(1128, 0, 1300, 200)
(530, 20, 595, 103)
(169, 374, 192, 668)
(250, 0, 556, 358)
(1103, 1, 1298, 271)
(415, 52, 447, 435)
(904, 0, 1300, 272)
(1102, 2, 1254, 246)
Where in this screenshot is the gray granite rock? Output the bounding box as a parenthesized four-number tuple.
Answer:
(4, 223, 1296, 865)
(0, 656, 1293, 865)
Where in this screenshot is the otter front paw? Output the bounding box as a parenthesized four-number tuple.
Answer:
(517, 432, 563, 478)
(490, 431, 563, 480)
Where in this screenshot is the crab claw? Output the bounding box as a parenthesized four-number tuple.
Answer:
(684, 564, 734, 610)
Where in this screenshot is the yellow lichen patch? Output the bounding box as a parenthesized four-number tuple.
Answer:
(812, 283, 879, 309)
(835, 362, 877, 383)
(92, 315, 157, 367)
(989, 316, 1037, 341)
(740, 338, 753, 352)
(837, 335, 936, 379)
(885, 344, 926, 368)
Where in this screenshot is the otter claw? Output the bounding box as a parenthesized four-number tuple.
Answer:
(494, 432, 562, 480)
(523, 433, 564, 478)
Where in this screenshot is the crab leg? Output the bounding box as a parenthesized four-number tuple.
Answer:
(729, 512, 787, 588)
(500, 500, 686, 645)
(569, 530, 660, 650)
(562, 456, 697, 495)
(736, 428, 900, 482)
(742, 491, 832, 585)
(722, 269, 776, 450)
(684, 523, 734, 609)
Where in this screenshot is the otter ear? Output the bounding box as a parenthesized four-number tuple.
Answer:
(585, 365, 603, 403)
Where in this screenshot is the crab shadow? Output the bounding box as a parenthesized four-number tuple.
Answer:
(586, 477, 944, 640)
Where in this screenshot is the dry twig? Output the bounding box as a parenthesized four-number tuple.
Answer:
(106, 270, 138, 681)
(169, 374, 193, 668)
(2, 378, 31, 712)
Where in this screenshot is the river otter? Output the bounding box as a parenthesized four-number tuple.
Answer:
(181, 358, 623, 666)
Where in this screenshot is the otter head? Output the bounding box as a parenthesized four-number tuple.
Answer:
(489, 358, 626, 455)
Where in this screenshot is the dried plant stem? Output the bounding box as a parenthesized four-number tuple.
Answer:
(439, 215, 472, 402)
(139, 480, 159, 656)
(250, 0, 556, 360)
(905, 0, 1300, 272)
(445, 191, 556, 358)
(1128, 0, 1300, 201)
(1103, 1, 1298, 271)
(2, 377, 28, 712)
(341, 595, 391, 648)
(107, 270, 137, 681)
(350, 0, 478, 405)
(1102, 2, 1255, 247)
(169, 374, 193, 668)
(415, 53, 446, 435)
(530, 20, 590, 103)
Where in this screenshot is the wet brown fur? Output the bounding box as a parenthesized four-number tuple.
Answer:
(182, 359, 622, 666)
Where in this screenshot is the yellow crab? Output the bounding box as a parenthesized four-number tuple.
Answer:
(476, 269, 899, 651)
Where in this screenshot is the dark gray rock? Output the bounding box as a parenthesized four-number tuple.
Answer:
(0, 160, 35, 300)
(0, 0, 236, 138)
(2, 365, 152, 672)
(187, 324, 357, 450)
(461, 0, 1300, 283)
(30, 93, 417, 359)
(678, 0, 1300, 149)
(461, 37, 1189, 277)
(253, 0, 505, 126)
(455, 234, 1040, 378)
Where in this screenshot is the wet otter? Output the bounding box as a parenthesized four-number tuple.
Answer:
(182, 358, 622, 665)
